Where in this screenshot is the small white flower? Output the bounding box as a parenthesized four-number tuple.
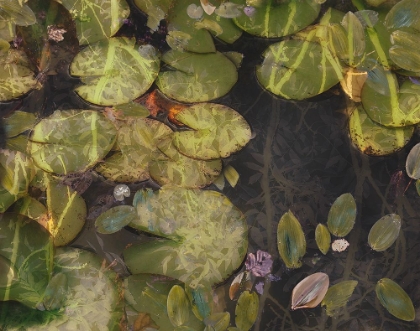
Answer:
(332, 239, 350, 252)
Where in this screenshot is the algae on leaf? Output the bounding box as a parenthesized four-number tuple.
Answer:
(70, 37, 160, 106)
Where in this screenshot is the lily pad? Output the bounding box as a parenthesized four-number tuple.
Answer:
(45, 176, 87, 246)
(61, 0, 130, 45)
(0, 48, 36, 101)
(96, 118, 172, 182)
(166, 0, 242, 53)
(361, 67, 420, 127)
(256, 38, 342, 100)
(149, 137, 223, 188)
(172, 103, 252, 160)
(368, 214, 401, 252)
(232, 0, 320, 38)
(389, 30, 420, 73)
(0, 213, 53, 308)
(321, 280, 358, 317)
(348, 105, 414, 156)
(123, 187, 248, 289)
(133, 0, 173, 31)
(4, 111, 36, 138)
(0, 149, 35, 212)
(95, 205, 137, 234)
(156, 50, 239, 102)
(70, 37, 160, 106)
(29, 110, 117, 174)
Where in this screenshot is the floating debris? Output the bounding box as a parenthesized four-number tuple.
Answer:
(113, 184, 131, 201)
(332, 239, 350, 252)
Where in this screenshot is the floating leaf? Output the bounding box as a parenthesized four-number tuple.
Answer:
(172, 103, 252, 160)
(0, 49, 36, 101)
(327, 193, 356, 237)
(376, 278, 415, 321)
(277, 210, 306, 269)
(0, 0, 36, 26)
(185, 286, 212, 320)
(123, 187, 248, 289)
(224, 165, 240, 187)
(229, 271, 252, 301)
(42, 272, 67, 311)
(339, 68, 368, 102)
(12, 196, 47, 223)
(368, 214, 401, 251)
(0, 213, 53, 308)
(384, 0, 420, 32)
(406, 143, 420, 179)
(315, 224, 331, 255)
(256, 38, 342, 100)
(291, 272, 329, 310)
(0, 149, 35, 212)
(149, 137, 222, 188)
(156, 50, 239, 103)
(361, 67, 420, 127)
(232, 0, 320, 38)
(4, 111, 36, 138)
(29, 110, 117, 175)
(389, 30, 420, 73)
(133, 0, 173, 31)
(321, 280, 358, 316)
(349, 105, 414, 156)
(46, 176, 87, 246)
(235, 291, 259, 331)
(70, 37, 160, 106)
(61, 0, 130, 45)
(124, 274, 204, 330)
(204, 312, 230, 331)
(167, 285, 190, 327)
(95, 205, 137, 234)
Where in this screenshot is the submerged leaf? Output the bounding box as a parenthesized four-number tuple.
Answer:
(327, 193, 356, 237)
(321, 280, 358, 316)
(376, 278, 415, 321)
(291, 273, 329, 310)
(235, 291, 259, 331)
(95, 205, 137, 234)
(277, 210, 306, 269)
(406, 143, 420, 179)
(368, 214, 401, 251)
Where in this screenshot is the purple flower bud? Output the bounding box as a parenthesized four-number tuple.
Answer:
(243, 6, 256, 17)
(409, 76, 420, 85)
(245, 250, 273, 277)
(255, 281, 264, 295)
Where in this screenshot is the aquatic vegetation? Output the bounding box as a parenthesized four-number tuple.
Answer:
(368, 214, 401, 252)
(277, 210, 306, 269)
(235, 291, 259, 331)
(406, 142, 420, 179)
(290, 272, 329, 310)
(315, 224, 331, 255)
(321, 280, 358, 317)
(327, 193, 356, 237)
(376, 278, 415, 321)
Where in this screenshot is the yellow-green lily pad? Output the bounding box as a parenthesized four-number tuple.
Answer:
(172, 103, 252, 160)
(70, 37, 160, 106)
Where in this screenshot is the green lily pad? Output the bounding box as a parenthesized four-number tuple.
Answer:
(361, 67, 420, 127)
(149, 137, 223, 188)
(384, 0, 420, 32)
(348, 105, 414, 156)
(256, 37, 342, 100)
(156, 50, 239, 103)
(327, 193, 356, 238)
(123, 187, 248, 289)
(124, 274, 204, 330)
(45, 176, 87, 246)
(0, 149, 35, 212)
(61, 0, 130, 45)
(95, 205, 137, 234)
(11, 196, 48, 222)
(389, 30, 420, 73)
(172, 103, 252, 160)
(96, 118, 172, 182)
(0, 213, 53, 308)
(70, 37, 160, 106)
(4, 111, 37, 138)
(133, 0, 173, 31)
(166, 0, 242, 53)
(0, 0, 36, 26)
(0, 49, 36, 101)
(232, 0, 320, 38)
(29, 110, 117, 175)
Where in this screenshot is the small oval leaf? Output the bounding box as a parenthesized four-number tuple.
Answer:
(321, 280, 358, 316)
(315, 224, 331, 255)
(327, 193, 356, 237)
(235, 291, 259, 331)
(277, 210, 306, 269)
(95, 205, 137, 234)
(167, 285, 190, 327)
(368, 214, 401, 251)
(406, 142, 420, 179)
(291, 272, 329, 310)
(376, 278, 415, 321)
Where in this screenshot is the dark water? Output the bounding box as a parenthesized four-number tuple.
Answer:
(2, 0, 420, 330)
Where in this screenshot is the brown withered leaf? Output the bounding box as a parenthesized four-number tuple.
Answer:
(291, 272, 329, 310)
(229, 271, 252, 301)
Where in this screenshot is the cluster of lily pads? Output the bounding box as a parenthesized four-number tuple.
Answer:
(275, 193, 414, 321)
